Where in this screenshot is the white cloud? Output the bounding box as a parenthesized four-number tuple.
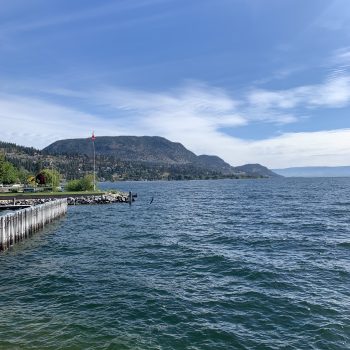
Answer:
(0, 94, 133, 149)
(237, 129, 350, 168)
(333, 47, 350, 64)
(1, 77, 350, 168)
(249, 74, 350, 111)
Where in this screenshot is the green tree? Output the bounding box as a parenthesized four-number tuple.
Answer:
(18, 169, 31, 185)
(39, 168, 61, 189)
(0, 154, 19, 184)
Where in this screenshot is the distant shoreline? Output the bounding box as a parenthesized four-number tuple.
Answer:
(273, 166, 350, 177)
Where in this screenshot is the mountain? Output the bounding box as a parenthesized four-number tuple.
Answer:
(43, 136, 236, 172)
(235, 164, 282, 178)
(273, 166, 350, 177)
(1, 136, 280, 180)
(43, 136, 199, 164)
(43, 136, 280, 178)
(195, 155, 235, 174)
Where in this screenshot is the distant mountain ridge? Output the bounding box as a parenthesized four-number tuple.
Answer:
(43, 136, 279, 178)
(236, 164, 282, 178)
(273, 166, 350, 177)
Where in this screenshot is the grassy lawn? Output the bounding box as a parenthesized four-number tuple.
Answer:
(0, 191, 105, 197)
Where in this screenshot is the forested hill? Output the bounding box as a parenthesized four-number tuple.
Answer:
(43, 136, 236, 174)
(1, 137, 281, 181)
(44, 136, 197, 163)
(0, 141, 37, 156)
(235, 164, 282, 178)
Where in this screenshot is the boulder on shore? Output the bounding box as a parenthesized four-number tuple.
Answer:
(0, 192, 133, 207)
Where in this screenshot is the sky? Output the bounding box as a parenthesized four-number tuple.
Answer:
(1, 0, 350, 168)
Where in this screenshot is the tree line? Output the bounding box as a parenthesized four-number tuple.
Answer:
(1, 152, 94, 191)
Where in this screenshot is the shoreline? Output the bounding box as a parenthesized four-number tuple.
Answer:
(0, 192, 133, 207)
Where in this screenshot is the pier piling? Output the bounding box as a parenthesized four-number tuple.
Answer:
(0, 199, 67, 252)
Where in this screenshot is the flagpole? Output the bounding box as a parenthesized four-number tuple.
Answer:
(92, 131, 96, 191)
(93, 139, 96, 191)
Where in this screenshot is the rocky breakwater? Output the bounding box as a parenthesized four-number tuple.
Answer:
(0, 192, 133, 207)
(67, 192, 132, 205)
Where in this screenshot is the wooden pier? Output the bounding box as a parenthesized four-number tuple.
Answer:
(0, 199, 67, 251)
(0, 205, 31, 211)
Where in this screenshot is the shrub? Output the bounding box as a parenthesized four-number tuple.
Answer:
(65, 175, 95, 192)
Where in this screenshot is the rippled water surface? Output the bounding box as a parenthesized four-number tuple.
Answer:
(0, 178, 349, 349)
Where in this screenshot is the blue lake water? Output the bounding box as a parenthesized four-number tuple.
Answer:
(0, 178, 349, 349)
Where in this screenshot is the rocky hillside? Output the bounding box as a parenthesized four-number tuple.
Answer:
(235, 164, 282, 178)
(43, 136, 239, 174)
(44, 136, 198, 163)
(195, 155, 234, 175)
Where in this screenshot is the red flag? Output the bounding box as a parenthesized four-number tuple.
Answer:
(92, 131, 96, 141)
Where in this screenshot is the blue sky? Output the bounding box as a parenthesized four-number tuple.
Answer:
(1, 0, 350, 167)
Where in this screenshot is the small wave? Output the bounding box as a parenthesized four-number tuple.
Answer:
(337, 241, 350, 248)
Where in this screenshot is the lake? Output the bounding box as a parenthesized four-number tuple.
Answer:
(0, 178, 349, 349)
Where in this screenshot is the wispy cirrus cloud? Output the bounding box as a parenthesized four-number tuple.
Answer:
(98, 83, 244, 125)
(0, 0, 169, 33)
(91, 83, 247, 154)
(249, 74, 350, 111)
(0, 93, 135, 149)
(331, 46, 350, 68)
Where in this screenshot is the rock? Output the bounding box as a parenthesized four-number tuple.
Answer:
(0, 191, 133, 208)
